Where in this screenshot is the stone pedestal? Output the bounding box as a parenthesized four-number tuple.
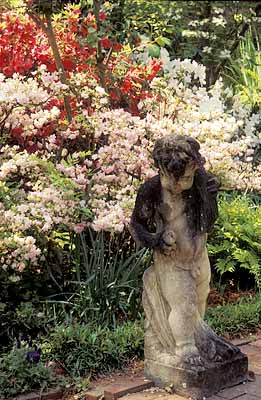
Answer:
(145, 352, 248, 399)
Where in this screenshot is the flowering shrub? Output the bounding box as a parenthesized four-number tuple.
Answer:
(0, 66, 109, 151)
(145, 50, 261, 186)
(0, 69, 63, 151)
(116, 0, 260, 86)
(0, 4, 260, 272)
(0, 12, 38, 76)
(0, 5, 161, 115)
(0, 145, 89, 273)
(89, 52, 260, 231)
(89, 109, 170, 231)
(1, 58, 260, 241)
(0, 6, 96, 76)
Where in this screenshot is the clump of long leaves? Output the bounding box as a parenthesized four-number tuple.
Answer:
(47, 229, 151, 326)
(225, 29, 261, 109)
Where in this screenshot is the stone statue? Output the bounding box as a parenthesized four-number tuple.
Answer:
(131, 135, 248, 399)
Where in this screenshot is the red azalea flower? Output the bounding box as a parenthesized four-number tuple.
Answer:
(113, 42, 123, 52)
(101, 38, 112, 49)
(99, 12, 107, 21)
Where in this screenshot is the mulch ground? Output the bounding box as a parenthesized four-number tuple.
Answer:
(207, 288, 256, 307)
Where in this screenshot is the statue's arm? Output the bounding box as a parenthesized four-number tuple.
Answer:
(206, 172, 220, 230)
(206, 173, 220, 198)
(130, 175, 162, 249)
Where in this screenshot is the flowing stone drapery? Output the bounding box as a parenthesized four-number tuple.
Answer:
(131, 135, 249, 399)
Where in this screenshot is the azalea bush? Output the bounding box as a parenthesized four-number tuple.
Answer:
(0, 4, 161, 114)
(89, 53, 260, 231)
(104, 0, 260, 86)
(0, 54, 260, 269)
(0, 5, 163, 316)
(0, 4, 98, 76)
(0, 144, 89, 273)
(0, 3, 259, 297)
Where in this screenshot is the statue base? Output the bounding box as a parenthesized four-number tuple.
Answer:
(144, 352, 248, 399)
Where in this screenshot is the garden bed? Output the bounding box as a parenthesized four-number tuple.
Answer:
(0, 1, 260, 399)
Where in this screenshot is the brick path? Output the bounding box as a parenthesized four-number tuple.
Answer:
(121, 335, 261, 400)
(85, 333, 261, 400)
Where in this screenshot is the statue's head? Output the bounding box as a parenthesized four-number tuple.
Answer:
(152, 135, 205, 193)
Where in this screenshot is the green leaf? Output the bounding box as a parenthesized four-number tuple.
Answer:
(155, 36, 171, 47)
(88, 27, 96, 34)
(148, 43, 160, 58)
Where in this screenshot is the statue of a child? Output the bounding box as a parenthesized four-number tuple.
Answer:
(131, 135, 241, 370)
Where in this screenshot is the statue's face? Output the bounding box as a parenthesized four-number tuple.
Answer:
(160, 161, 198, 194)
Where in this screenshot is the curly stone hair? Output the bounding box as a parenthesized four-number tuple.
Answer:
(152, 135, 205, 179)
(130, 135, 219, 248)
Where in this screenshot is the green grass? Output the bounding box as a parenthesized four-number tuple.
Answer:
(45, 294, 261, 379)
(2, 294, 260, 398)
(206, 294, 261, 338)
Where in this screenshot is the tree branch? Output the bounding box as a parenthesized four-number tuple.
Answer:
(28, 10, 72, 122)
(45, 13, 72, 122)
(93, 0, 107, 90)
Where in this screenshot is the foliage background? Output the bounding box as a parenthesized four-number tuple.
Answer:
(0, 0, 260, 397)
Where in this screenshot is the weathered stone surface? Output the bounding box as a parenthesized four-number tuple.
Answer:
(131, 135, 249, 399)
(145, 353, 248, 399)
(218, 383, 248, 399)
(231, 338, 255, 347)
(240, 345, 261, 375)
(246, 374, 261, 397)
(241, 345, 260, 355)
(208, 397, 223, 400)
(250, 365, 261, 374)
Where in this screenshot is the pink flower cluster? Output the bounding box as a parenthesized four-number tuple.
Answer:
(0, 146, 87, 272)
(87, 57, 260, 231)
(0, 53, 259, 262)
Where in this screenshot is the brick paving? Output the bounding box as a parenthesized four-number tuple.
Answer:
(119, 335, 261, 400)
(83, 332, 261, 400)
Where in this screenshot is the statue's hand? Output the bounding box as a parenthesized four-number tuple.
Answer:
(207, 176, 220, 196)
(159, 230, 176, 256)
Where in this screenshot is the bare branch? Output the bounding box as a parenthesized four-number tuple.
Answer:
(93, 0, 107, 90)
